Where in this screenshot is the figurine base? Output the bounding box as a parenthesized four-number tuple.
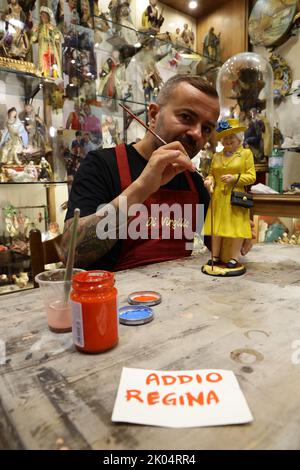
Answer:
(202, 262, 246, 277)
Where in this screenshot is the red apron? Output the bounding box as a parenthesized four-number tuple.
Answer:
(113, 144, 199, 271)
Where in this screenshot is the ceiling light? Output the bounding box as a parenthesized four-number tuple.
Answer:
(188, 1, 198, 9)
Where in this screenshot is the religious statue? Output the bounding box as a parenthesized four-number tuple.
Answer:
(123, 83, 133, 101)
(3, 204, 19, 238)
(198, 143, 213, 179)
(172, 27, 181, 44)
(38, 156, 52, 181)
(244, 108, 266, 164)
(273, 122, 284, 148)
(102, 115, 121, 149)
(0, 107, 28, 166)
(141, 0, 164, 33)
(18, 103, 50, 153)
(64, 0, 80, 25)
(98, 49, 124, 102)
(0, 0, 32, 60)
(43, 221, 60, 241)
(118, 1, 139, 44)
(24, 160, 38, 180)
(203, 27, 221, 62)
(79, 0, 93, 28)
(230, 67, 266, 115)
(142, 63, 163, 103)
(180, 24, 195, 49)
(31, 6, 63, 78)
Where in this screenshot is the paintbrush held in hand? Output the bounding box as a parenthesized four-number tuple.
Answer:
(63, 208, 80, 302)
(119, 103, 167, 145)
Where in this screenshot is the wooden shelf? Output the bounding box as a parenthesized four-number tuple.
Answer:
(253, 194, 300, 217)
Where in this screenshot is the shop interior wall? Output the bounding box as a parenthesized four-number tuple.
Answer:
(196, 0, 248, 62)
(101, 0, 196, 38)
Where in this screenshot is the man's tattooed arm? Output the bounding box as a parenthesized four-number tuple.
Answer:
(61, 211, 118, 268)
(61, 179, 151, 268)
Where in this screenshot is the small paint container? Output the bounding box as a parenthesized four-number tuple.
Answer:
(119, 305, 154, 326)
(127, 290, 162, 307)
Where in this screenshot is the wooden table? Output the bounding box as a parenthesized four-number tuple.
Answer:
(253, 194, 300, 217)
(1, 244, 300, 450)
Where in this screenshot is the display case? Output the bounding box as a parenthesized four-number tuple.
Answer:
(0, 0, 221, 294)
(217, 52, 274, 173)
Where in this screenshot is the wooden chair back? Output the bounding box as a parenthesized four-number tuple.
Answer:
(29, 229, 63, 286)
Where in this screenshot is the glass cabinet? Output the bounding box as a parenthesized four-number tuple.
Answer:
(0, 0, 221, 294)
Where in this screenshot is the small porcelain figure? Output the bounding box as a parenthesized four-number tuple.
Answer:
(199, 142, 213, 179)
(12, 272, 29, 288)
(281, 232, 290, 243)
(141, 0, 164, 33)
(203, 27, 221, 62)
(38, 157, 53, 181)
(19, 103, 49, 152)
(43, 221, 60, 241)
(181, 23, 195, 49)
(0, 0, 32, 59)
(31, 6, 63, 78)
(25, 161, 38, 180)
(244, 108, 267, 164)
(0, 107, 28, 166)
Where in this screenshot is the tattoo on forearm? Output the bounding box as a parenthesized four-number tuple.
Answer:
(62, 210, 121, 268)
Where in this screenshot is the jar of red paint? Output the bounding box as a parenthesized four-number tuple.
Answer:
(70, 270, 118, 353)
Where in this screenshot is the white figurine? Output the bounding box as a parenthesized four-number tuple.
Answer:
(0, 107, 28, 166)
(12, 272, 29, 288)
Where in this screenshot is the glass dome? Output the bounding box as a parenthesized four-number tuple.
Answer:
(217, 52, 274, 172)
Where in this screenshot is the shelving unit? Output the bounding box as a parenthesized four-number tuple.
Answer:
(0, 0, 221, 294)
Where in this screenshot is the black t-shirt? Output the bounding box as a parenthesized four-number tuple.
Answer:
(66, 144, 210, 270)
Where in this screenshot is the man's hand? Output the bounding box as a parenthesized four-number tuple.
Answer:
(137, 141, 196, 196)
(241, 220, 256, 256)
(220, 174, 236, 184)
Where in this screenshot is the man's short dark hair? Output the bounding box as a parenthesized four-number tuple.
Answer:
(157, 74, 218, 106)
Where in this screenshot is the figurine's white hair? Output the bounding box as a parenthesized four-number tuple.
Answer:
(235, 132, 244, 142)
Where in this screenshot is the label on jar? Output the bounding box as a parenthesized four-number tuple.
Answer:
(71, 301, 84, 347)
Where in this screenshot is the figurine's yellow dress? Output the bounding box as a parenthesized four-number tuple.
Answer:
(204, 147, 256, 238)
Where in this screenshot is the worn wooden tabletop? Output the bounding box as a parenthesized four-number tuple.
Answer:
(1, 244, 300, 450)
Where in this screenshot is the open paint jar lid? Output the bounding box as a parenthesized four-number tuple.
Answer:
(119, 305, 154, 326)
(127, 290, 162, 307)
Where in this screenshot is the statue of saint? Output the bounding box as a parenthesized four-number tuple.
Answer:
(0, 107, 28, 166)
(31, 6, 63, 78)
(180, 24, 195, 49)
(0, 0, 32, 59)
(203, 27, 221, 62)
(38, 156, 53, 181)
(141, 0, 164, 33)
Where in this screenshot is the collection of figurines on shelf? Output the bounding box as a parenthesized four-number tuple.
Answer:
(0, 204, 61, 290)
(258, 216, 300, 246)
(0, 103, 52, 182)
(0, 0, 221, 79)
